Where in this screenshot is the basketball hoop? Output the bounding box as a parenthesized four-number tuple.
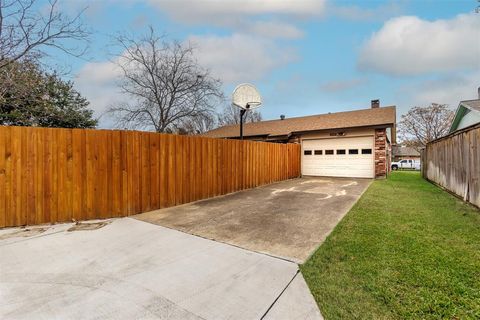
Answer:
(232, 84, 262, 139)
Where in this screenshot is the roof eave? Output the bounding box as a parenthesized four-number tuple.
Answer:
(207, 122, 396, 140)
(217, 134, 270, 139)
(449, 104, 468, 133)
(290, 123, 395, 136)
(265, 135, 289, 141)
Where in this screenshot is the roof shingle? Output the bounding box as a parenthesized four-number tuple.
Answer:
(392, 146, 420, 157)
(203, 106, 396, 139)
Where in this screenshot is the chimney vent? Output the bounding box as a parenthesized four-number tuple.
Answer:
(371, 99, 380, 108)
(280, 114, 285, 120)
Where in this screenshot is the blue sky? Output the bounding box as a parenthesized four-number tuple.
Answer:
(54, 0, 480, 127)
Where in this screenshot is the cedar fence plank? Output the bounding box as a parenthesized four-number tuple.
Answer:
(0, 127, 301, 227)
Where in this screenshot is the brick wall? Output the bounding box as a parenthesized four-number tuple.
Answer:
(375, 129, 388, 178)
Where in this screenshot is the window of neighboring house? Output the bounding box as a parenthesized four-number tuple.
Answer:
(304, 150, 312, 155)
(325, 149, 334, 155)
(361, 149, 372, 154)
(349, 149, 359, 155)
(314, 150, 322, 155)
(337, 149, 346, 155)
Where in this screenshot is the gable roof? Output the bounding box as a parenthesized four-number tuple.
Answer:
(461, 99, 480, 112)
(203, 106, 396, 139)
(392, 146, 420, 157)
(449, 99, 480, 133)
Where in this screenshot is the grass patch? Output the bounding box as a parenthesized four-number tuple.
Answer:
(301, 172, 480, 320)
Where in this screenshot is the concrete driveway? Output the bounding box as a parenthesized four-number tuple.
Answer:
(137, 177, 371, 262)
(0, 218, 322, 320)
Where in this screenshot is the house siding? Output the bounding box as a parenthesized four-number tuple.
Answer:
(296, 128, 375, 140)
(457, 110, 480, 131)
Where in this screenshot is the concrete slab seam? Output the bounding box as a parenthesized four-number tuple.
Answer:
(259, 269, 300, 320)
(137, 218, 299, 264)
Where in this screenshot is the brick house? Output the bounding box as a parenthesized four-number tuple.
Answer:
(203, 101, 396, 178)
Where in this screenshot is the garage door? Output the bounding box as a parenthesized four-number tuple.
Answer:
(302, 136, 374, 178)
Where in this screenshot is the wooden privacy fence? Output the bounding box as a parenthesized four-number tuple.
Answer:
(0, 126, 301, 228)
(422, 123, 480, 208)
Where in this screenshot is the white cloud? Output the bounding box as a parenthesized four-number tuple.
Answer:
(76, 61, 122, 84)
(148, 0, 326, 24)
(405, 71, 480, 108)
(74, 60, 125, 121)
(187, 33, 297, 83)
(146, 0, 322, 39)
(61, 0, 315, 39)
(328, 2, 403, 22)
(358, 14, 480, 75)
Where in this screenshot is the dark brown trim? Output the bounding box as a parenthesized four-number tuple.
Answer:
(208, 123, 395, 141)
(289, 123, 394, 137)
(266, 135, 289, 141)
(226, 134, 269, 140)
(300, 134, 374, 141)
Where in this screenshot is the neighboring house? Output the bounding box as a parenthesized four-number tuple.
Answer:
(449, 96, 480, 133)
(203, 100, 396, 179)
(392, 146, 420, 162)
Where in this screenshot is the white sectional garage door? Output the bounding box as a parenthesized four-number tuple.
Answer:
(302, 136, 374, 178)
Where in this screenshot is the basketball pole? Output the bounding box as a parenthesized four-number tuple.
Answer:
(239, 108, 247, 140)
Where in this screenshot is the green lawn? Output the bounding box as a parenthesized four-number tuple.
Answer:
(301, 172, 480, 320)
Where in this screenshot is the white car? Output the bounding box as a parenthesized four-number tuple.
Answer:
(391, 159, 421, 170)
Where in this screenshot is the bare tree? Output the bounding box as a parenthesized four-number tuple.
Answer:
(217, 104, 262, 126)
(176, 113, 217, 135)
(398, 103, 454, 149)
(0, 0, 89, 69)
(108, 28, 223, 133)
